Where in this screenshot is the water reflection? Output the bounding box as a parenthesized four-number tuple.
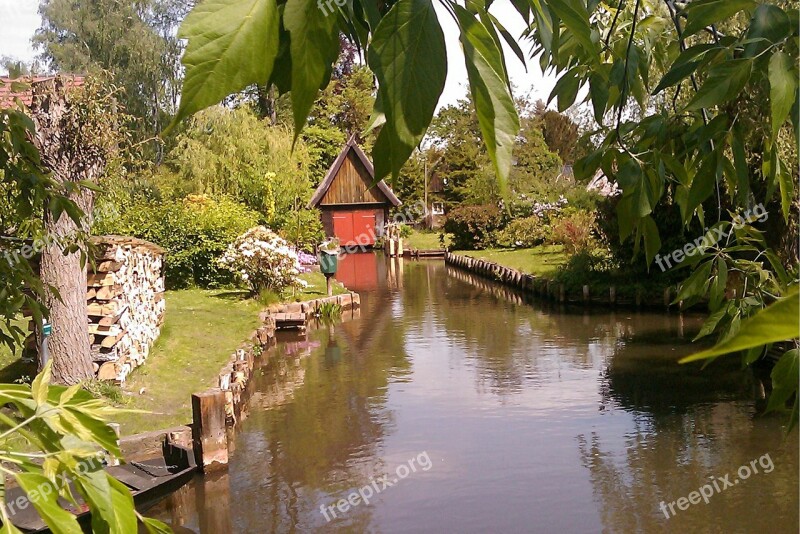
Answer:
(151, 257, 798, 533)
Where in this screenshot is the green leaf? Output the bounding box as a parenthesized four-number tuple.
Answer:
(687, 59, 753, 111)
(31, 361, 51, 408)
(744, 4, 791, 58)
(75, 467, 114, 534)
(530, 0, 555, 56)
(694, 306, 729, 340)
(15, 473, 82, 533)
(284, 0, 339, 138)
(776, 157, 793, 223)
(368, 0, 447, 179)
(548, 67, 581, 112)
(685, 152, 718, 220)
(680, 288, 800, 363)
(174, 0, 280, 125)
(731, 125, 751, 205)
(642, 215, 661, 267)
(709, 256, 728, 310)
(652, 60, 700, 95)
(767, 349, 799, 421)
(768, 51, 797, 139)
(589, 69, 609, 124)
(683, 0, 756, 37)
(140, 517, 174, 534)
(454, 4, 521, 192)
(675, 260, 713, 302)
(0, 519, 24, 534)
(547, 0, 597, 59)
(108, 476, 137, 532)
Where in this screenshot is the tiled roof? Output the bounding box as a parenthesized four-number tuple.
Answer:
(0, 75, 85, 108)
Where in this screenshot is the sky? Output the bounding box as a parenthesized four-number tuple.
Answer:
(0, 0, 558, 110)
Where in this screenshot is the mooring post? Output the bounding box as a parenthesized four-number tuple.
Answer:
(192, 389, 229, 472)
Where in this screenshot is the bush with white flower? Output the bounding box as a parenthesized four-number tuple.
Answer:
(218, 226, 308, 295)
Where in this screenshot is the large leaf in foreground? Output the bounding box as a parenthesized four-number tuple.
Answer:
(454, 4, 520, 193)
(174, 0, 279, 124)
(768, 50, 797, 139)
(284, 0, 339, 138)
(368, 0, 447, 179)
(680, 287, 799, 363)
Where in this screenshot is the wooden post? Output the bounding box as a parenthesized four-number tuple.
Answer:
(583, 285, 590, 303)
(192, 389, 229, 472)
(325, 273, 333, 297)
(609, 286, 616, 305)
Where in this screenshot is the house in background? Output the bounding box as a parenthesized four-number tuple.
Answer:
(424, 170, 447, 229)
(308, 136, 401, 247)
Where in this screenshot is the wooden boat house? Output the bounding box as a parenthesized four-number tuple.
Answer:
(308, 136, 401, 247)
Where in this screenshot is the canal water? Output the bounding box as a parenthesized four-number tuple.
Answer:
(151, 256, 799, 533)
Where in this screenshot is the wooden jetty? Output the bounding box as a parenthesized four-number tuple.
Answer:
(404, 248, 446, 259)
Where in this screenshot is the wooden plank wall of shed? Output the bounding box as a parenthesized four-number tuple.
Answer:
(320, 152, 389, 205)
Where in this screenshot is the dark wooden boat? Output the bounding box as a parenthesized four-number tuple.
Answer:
(5, 442, 197, 533)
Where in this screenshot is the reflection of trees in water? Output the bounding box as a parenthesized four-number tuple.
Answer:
(425, 264, 708, 400)
(601, 334, 754, 418)
(577, 401, 799, 534)
(228, 294, 412, 532)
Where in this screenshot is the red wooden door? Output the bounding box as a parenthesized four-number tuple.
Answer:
(332, 212, 355, 245)
(333, 209, 377, 246)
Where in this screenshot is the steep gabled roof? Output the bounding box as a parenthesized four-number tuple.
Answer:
(308, 134, 402, 208)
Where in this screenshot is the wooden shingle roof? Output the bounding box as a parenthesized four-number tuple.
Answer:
(308, 135, 402, 208)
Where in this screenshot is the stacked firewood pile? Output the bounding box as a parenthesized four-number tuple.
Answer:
(87, 236, 166, 383)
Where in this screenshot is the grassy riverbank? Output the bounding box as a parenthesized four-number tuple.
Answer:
(405, 229, 450, 250)
(453, 245, 568, 277)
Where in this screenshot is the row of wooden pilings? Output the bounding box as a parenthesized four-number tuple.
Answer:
(444, 252, 682, 309)
(190, 293, 361, 472)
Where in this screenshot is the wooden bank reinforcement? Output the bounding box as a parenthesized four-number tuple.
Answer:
(445, 252, 682, 310)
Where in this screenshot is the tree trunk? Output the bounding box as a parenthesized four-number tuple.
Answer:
(40, 190, 95, 384)
(29, 77, 107, 385)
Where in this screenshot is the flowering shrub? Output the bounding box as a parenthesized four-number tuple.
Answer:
(297, 251, 317, 271)
(551, 208, 597, 255)
(495, 216, 550, 248)
(218, 226, 308, 295)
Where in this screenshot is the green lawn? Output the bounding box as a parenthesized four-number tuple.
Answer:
(114, 271, 346, 434)
(404, 229, 450, 250)
(291, 271, 349, 301)
(453, 245, 568, 278)
(112, 287, 263, 434)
